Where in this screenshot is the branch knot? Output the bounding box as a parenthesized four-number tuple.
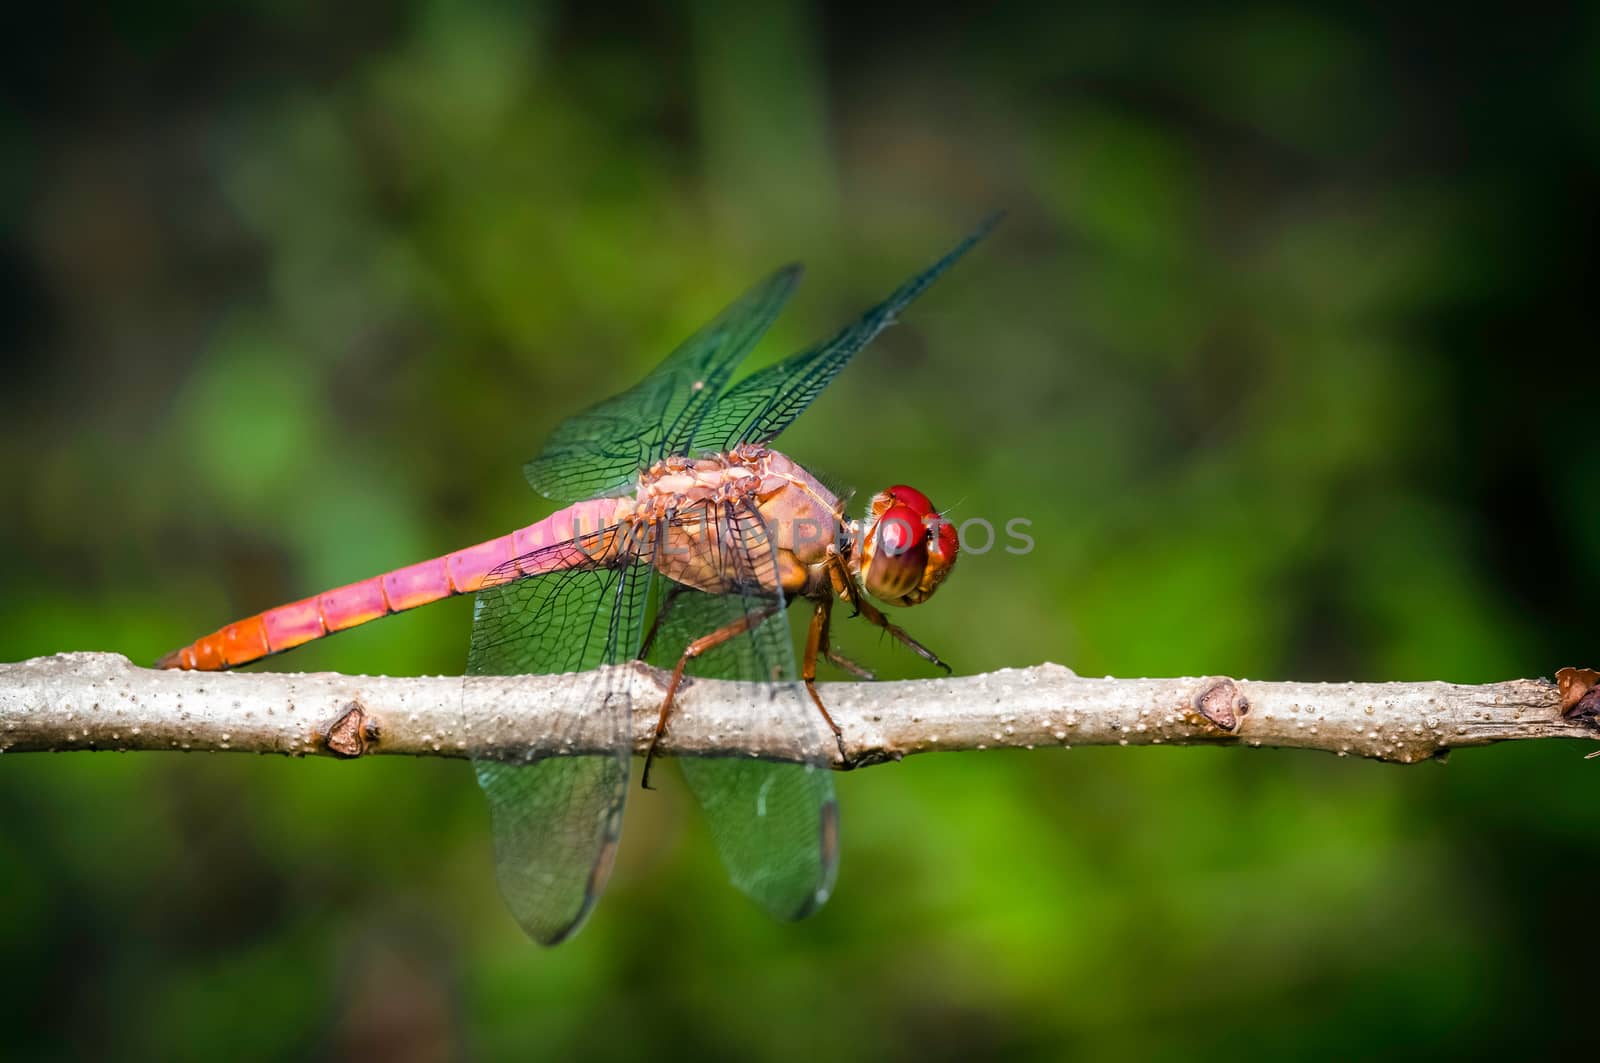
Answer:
(1192, 678, 1248, 734)
(325, 701, 371, 757)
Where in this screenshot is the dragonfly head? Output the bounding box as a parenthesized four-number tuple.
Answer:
(853, 485, 958, 607)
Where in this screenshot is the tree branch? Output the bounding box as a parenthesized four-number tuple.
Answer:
(4, 653, 1598, 767)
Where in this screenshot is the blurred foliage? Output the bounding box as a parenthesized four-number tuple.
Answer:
(3, 1, 1599, 1059)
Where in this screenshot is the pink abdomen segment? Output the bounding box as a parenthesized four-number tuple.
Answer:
(156, 498, 625, 671)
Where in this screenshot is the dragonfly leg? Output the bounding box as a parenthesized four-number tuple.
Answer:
(824, 647, 874, 681)
(856, 597, 953, 674)
(806, 583, 876, 678)
(802, 599, 850, 762)
(821, 547, 946, 672)
(824, 549, 866, 618)
(638, 583, 689, 662)
(642, 600, 783, 790)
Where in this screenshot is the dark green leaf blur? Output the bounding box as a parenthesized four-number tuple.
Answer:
(3, 2, 1597, 1059)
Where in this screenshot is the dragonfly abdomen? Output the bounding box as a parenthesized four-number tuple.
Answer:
(156, 497, 624, 670)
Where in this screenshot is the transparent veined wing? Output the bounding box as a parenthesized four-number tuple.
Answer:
(466, 528, 651, 944)
(523, 265, 803, 502)
(641, 498, 838, 920)
(693, 213, 1001, 452)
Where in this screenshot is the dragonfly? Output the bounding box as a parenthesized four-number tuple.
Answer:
(158, 217, 997, 943)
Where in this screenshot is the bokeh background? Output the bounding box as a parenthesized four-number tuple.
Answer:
(4, 2, 1599, 1059)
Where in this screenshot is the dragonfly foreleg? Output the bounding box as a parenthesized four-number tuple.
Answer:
(823, 549, 865, 618)
(856, 596, 953, 675)
(642, 600, 784, 790)
(820, 545, 948, 672)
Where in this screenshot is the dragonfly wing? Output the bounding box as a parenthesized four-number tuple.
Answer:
(472, 743, 623, 945)
(680, 754, 838, 920)
(524, 265, 803, 501)
(467, 532, 649, 944)
(693, 214, 1001, 451)
(644, 500, 838, 920)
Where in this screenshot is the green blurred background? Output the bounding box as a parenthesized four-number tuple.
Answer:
(4, 2, 1598, 1059)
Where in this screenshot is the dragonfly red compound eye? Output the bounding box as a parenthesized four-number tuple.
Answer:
(863, 483, 957, 606)
(878, 506, 926, 557)
(864, 504, 930, 603)
(884, 484, 935, 517)
(930, 514, 957, 562)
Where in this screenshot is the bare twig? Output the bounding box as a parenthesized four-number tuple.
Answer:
(2, 653, 1597, 767)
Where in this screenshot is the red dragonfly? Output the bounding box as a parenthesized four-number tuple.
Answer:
(158, 218, 996, 943)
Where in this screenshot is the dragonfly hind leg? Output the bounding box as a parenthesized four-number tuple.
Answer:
(643, 601, 783, 790)
(638, 583, 690, 662)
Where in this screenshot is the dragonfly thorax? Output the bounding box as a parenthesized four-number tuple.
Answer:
(629, 445, 848, 599)
(635, 443, 796, 509)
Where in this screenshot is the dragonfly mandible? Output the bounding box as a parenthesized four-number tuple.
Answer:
(158, 217, 998, 943)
